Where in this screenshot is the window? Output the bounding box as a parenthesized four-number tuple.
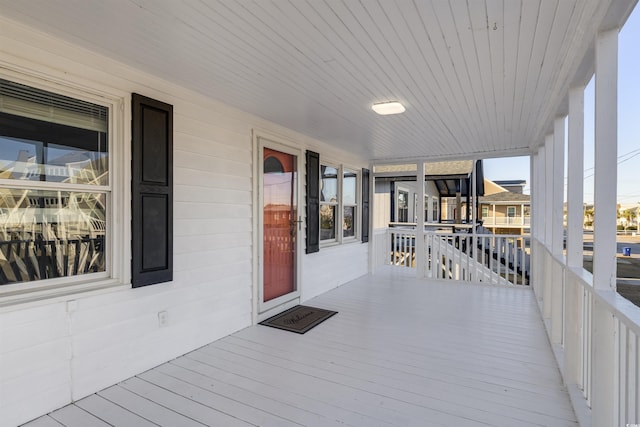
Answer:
(432, 196, 439, 223)
(507, 206, 516, 224)
(424, 195, 429, 222)
(397, 190, 409, 222)
(0, 78, 111, 287)
(320, 165, 338, 241)
(343, 169, 357, 239)
(482, 206, 489, 218)
(320, 163, 359, 243)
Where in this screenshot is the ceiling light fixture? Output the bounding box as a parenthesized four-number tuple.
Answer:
(372, 101, 405, 115)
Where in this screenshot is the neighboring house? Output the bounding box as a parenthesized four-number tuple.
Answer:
(493, 179, 526, 194)
(478, 181, 531, 235)
(374, 160, 484, 228)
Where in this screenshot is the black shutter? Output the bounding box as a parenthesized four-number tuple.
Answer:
(131, 94, 173, 287)
(305, 150, 320, 254)
(362, 168, 370, 243)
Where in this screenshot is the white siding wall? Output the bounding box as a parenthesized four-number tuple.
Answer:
(374, 181, 392, 229)
(302, 243, 369, 301)
(0, 17, 368, 427)
(373, 179, 440, 228)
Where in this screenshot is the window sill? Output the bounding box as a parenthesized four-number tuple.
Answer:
(318, 238, 361, 250)
(0, 277, 129, 311)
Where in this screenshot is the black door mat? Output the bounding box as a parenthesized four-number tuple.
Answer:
(259, 305, 338, 334)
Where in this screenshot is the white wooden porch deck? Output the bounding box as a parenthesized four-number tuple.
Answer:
(25, 268, 577, 427)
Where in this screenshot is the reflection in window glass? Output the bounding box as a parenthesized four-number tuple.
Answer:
(320, 205, 336, 240)
(0, 188, 106, 285)
(343, 206, 356, 237)
(321, 166, 338, 202)
(0, 78, 110, 286)
(398, 190, 409, 222)
(343, 169, 357, 238)
(343, 170, 357, 205)
(0, 79, 108, 185)
(432, 197, 438, 222)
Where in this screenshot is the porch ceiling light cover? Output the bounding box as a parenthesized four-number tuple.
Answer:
(371, 101, 405, 115)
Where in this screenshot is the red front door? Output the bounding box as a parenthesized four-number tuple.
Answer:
(262, 148, 297, 302)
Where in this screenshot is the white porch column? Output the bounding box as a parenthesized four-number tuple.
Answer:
(543, 134, 554, 319)
(593, 31, 618, 292)
(550, 117, 565, 344)
(415, 161, 425, 278)
(566, 87, 585, 268)
(545, 134, 554, 247)
(564, 85, 585, 386)
(551, 117, 565, 257)
(591, 28, 618, 427)
(530, 153, 539, 295)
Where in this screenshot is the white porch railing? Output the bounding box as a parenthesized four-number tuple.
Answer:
(373, 228, 530, 286)
(535, 239, 640, 426)
(482, 216, 531, 226)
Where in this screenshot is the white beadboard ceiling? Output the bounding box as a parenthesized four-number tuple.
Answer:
(0, 0, 634, 162)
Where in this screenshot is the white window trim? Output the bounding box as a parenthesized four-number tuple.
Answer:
(0, 72, 129, 305)
(319, 162, 360, 247)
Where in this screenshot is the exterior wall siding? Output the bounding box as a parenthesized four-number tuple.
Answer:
(0, 17, 368, 426)
(302, 242, 369, 301)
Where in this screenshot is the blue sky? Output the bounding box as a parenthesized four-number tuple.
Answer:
(484, 5, 640, 207)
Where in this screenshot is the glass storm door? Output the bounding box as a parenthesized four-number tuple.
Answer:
(262, 147, 298, 304)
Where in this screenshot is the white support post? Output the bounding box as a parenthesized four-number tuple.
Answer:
(530, 153, 538, 295)
(416, 161, 425, 278)
(564, 85, 585, 386)
(593, 30, 618, 292)
(545, 134, 554, 247)
(543, 135, 553, 319)
(566, 87, 585, 269)
(551, 117, 565, 345)
(591, 28, 618, 427)
(552, 117, 565, 257)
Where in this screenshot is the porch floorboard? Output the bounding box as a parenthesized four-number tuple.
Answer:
(25, 268, 578, 426)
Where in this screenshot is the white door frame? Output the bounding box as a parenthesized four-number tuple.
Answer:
(253, 131, 304, 323)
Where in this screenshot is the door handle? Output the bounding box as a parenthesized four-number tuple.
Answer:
(290, 216, 303, 231)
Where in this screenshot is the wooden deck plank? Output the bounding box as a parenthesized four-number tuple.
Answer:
(169, 355, 398, 427)
(21, 416, 63, 427)
(34, 271, 578, 426)
(137, 368, 303, 427)
(185, 348, 458, 427)
(73, 394, 157, 427)
(118, 377, 253, 427)
(155, 362, 355, 427)
(97, 385, 206, 427)
(203, 341, 549, 426)
(48, 405, 111, 427)
(223, 333, 576, 421)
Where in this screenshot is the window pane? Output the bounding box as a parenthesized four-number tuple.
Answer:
(343, 206, 356, 238)
(320, 165, 338, 203)
(343, 170, 357, 205)
(320, 204, 336, 240)
(0, 79, 108, 185)
(398, 190, 409, 222)
(0, 188, 106, 285)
